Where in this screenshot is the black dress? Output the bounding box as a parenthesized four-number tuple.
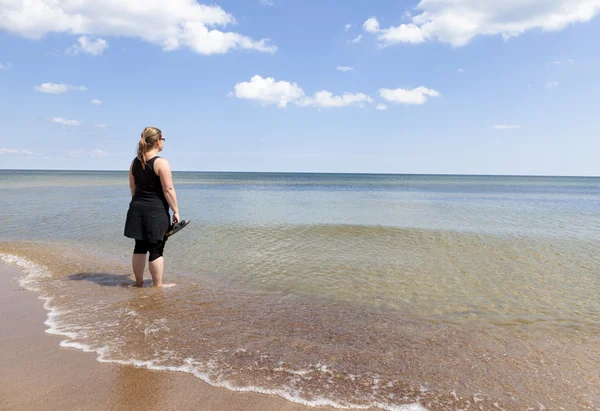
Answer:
(124, 156, 170, 243)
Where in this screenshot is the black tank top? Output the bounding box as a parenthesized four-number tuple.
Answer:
(131, 156, 167, 205)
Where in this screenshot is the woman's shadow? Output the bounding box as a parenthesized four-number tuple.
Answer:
(68, 272, 153, 287)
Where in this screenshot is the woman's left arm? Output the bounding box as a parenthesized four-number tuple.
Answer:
(129, 162, 136, 197)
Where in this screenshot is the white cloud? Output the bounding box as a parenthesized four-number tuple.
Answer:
(552, 59, 575, 64)
(376, 104, 388, 111)
(52, 117, 81, 126)
(363, 1, 600, 47)
(0, 62, 10, 70)
(233, 75, 305, 108)
(363, 17, 381, 33)
(67, 36, 109, 56)
(91, 149, 109, 158)
(349, 34, 363, 44)
(233, 75, 373, 109)
(345, 23, 352, 31)
(259, 0, 274, 6)
(379, 87, 440, 105)
(336, 66, 354, 72)
(458, 68, 465, 73)
(35, 82, 87, 94)
(93, 123, 109, 128)
(299, 91, 373, 108)
(546, 81, 560, 88)
(0, 0, 276, 55)
(0, 148, 34, 155)
(91, 99, 102, 105)
(492, 125, 520, 130)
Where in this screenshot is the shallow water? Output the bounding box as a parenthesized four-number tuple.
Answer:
(2, 170, 600, 409)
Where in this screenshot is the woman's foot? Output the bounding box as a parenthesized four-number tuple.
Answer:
(155, 283, 176, 288)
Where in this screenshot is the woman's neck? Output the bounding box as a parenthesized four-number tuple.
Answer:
(145, 149, 159, 160)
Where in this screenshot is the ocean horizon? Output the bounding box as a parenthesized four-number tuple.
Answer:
(3, 168, 600, 178)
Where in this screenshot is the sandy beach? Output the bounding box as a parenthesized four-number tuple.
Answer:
(0, 260, 348, 411)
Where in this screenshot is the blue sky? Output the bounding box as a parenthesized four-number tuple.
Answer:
(1, 0, 599, 175)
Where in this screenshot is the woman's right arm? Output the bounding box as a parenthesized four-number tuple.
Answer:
(155, 158, 180, 223)
(129, 162, 136, 197)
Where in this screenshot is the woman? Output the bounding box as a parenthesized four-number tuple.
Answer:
(124, 126, 179, 287)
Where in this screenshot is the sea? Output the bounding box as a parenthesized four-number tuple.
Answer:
(1, 170, 599, 410)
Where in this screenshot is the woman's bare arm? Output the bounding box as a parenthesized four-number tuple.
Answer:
(154, 158, 180, 223)
(129, 162, 136, 197)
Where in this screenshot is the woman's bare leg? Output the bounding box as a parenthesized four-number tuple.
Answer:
(149, 256, 164, 287)
(132, 254, 146, 286)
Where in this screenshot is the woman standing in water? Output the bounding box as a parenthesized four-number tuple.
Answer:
(124, 126, 179, 287)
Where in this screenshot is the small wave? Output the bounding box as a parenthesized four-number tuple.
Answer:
(1, 252, 51, 291)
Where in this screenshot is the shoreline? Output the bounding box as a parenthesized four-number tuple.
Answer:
(0, 260, 349, 411)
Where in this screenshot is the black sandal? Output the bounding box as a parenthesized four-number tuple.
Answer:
(165, 220, 190, 238)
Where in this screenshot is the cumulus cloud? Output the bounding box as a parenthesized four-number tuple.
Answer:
(336, 66, 354, 72)
(91, 99, 102, 105)
(35, 83, 87, 94)
(52, 117, 81, 126)
(349, 34, 363, 44)
(93, 123, 109, 128)
(492, 125, 520, 130)
(0, 0, 276, 55)
(299, 91, 373, 108)
(345, 23, 352, 31)
(376, 104, 388, 111)
(233, 75, 373, 109)
(67, 36, 109, 56)
(233, 75, 304, 108)
(546, 81, 560, 88)
(379, 87, 440, 105)
(458, 68, 465, 73)
(363, 17, 381, 33)
(0, 62, 10, 70)
(363, 0, 600, 47)
(259, 0, 274, 5)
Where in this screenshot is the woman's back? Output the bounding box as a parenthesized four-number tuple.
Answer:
(131, 156, 166, 203)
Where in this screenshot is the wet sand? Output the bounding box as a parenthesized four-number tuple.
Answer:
(0, 261, 349, 411)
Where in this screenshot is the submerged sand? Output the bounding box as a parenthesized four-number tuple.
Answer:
(2, 243, 600, 410)
(0, 261, 347, 411)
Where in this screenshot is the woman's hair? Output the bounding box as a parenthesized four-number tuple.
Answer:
(137, 126, 162, 169)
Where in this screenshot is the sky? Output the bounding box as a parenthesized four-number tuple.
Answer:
(0, 0, 599, 176)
